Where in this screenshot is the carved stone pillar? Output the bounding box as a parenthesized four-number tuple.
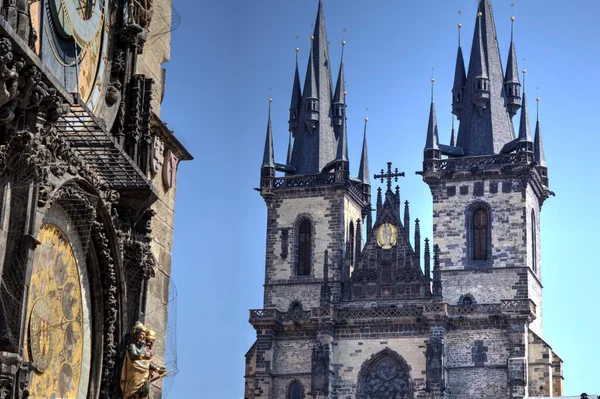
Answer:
(507, 318, 529, 399)
(426, 325, 446, 399)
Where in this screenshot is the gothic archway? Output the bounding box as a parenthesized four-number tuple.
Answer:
(356, 348, 414, 399)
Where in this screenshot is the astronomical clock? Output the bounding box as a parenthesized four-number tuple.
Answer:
(0, 0, 191, 398)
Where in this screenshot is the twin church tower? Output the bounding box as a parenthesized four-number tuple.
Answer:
(246, 1, 558, 398)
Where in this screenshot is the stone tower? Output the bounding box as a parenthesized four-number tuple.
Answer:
(246, 1, 562, 398)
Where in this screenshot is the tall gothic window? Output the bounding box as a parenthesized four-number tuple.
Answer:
(297, 219, 312, 276)
(531, 210, 537, 273)
(472, 207, 489, 261)
(289, 381, 303, 399)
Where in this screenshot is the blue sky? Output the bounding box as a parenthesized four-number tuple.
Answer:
(162, 1, 600, 397)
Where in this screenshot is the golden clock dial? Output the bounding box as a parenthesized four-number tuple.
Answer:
(25, 224, 92, 398)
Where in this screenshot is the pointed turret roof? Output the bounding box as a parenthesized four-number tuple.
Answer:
(333, 44, 345, 105)
(358, 118, 370, 186)
(290, 51, 302, 111)
(424, 101, 440, 151)
(455, 0, 515, 155)
(450, 118, 457, 147)
(534, 100, 546, 167)
(335, 104, 348, 162)
(504, 20, 520, 86)
(262, 100, 275, 168)
(289, 0, 337, 174)
(286, 131, 293, 165)
(453, 45, 467, 96)
(518, 92, 532, 142)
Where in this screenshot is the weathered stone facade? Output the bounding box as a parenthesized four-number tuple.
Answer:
(0, 0, 191, 397)
(245, 1, 565, 398)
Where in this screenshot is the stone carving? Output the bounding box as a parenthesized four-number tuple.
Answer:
(119, 321, 166, 399)
(151, 135, 164, 175)
(426, 339, 444, 391)
(357, 350, 412, 399)
(105, 81, 122, 107)
(311, 343, 329, 396)
(162, 149, 178, 190)
(91, 221, 119, 399)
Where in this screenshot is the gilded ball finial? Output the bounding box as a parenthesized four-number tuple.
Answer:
(478, 11, 482, 17)
(522, 68, 527, 74)
(458, 22, 462, 28)
(269, 97, 272, 103)
(431, 78, 435, 83)
(365, 117, 369, 122)
(511, 16, 515, 22)
(295, 47, 299, 53)
(536, 97, 540, 102)
(311, 35, 315, 41)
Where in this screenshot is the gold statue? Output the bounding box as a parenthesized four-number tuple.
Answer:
(120, 322, 166, 399)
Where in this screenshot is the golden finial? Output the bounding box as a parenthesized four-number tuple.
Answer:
(344, 91, 347, 96)
(458, 23, 462, 28)
(342, 28, 347, 46)
(522, 68, 526, 74)
(511, 16, 515, 22)
(295, 47, 300, 53)
(478, 11, 482, 17)
(311, 35, 315, 41)
(365, 107, 369, 122)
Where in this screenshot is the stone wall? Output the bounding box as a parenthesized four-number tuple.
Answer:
(262, 187, 363, 311)
(136, 0, 173, 116)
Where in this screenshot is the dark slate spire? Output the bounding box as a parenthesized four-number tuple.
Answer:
(456, 0, 515, 156)
(334, 103, 348, 163)
(289, 48, 302, 131)
(358, 117, 370, 186)
(504, 16, 521, 119)
(452, 22, 467, 119)
(333, 40, 346, 128)
(290, 0, 337, 174)
(450, 117, 457, 147)
(534, 97, 546, 167)
(424, 78, 440, 160)
(403, 201, 410, 238)
(518, 91, 532, 143)
(262, 99, 275, 168)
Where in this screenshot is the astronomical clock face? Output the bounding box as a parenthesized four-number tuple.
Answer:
(25, 224, 92, 398)
(35, 0, 111, 112)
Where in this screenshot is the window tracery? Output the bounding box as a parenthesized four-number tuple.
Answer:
(357, 349, 412, 399)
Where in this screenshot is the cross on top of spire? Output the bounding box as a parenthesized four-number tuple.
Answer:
(374, 162, 405, 191)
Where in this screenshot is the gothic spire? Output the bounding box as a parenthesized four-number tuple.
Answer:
(289, 47, 302, 131)
(286, 131, 293, 165)
(504, 16, 521, 118)
(534, 97, 546, 167)
(432, 244, 442, 302)
(456, 0, 515, 156)
(335, 100, 348, 163)
(290, 0, 337, 174)
(451, 22, 467, 119)
(450, 117, 457, 147)
(333, 39, 346, 127)
(262, 99, 275, 169)
(518, 91, 532, 143)
(424, 79, 440, 160)
(358, 117, 370, 186)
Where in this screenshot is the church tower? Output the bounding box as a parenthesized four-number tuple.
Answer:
(421, 0, 557, 397)
(246, 1, 562, 398)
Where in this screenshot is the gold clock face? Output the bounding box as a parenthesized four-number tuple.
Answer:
(376, 223, 398, 250)
(44, 0, 110, 111)
(25, 224, 91, 398)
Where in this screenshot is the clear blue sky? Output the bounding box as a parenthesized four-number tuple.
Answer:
(162, 1, 600, 397)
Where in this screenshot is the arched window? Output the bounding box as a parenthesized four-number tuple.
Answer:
(472, 207, 489, 261)
(462, 296, 472, 306)
(297, 219, 312, 276)
(531, 210, 537, 273)
(357, 349, 413, 399)
(289, 381, 303, 399)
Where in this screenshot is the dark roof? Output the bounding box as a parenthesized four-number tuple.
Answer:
(358, 119, 370, 186)
(455, 0, 515, 155)
(424, 102, 439, 150)
(261, 102, 275, 168)
(518, 92, 532, 142)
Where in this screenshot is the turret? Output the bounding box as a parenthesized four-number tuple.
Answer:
(303, 39, 319, 123)
(516, 89, 534, 154)
(424, 78, 441, 160)
(452, 22, 467, 119)
(535, 96, 548, 186)
(289, 48, 302, 131)
(471, 9, 490, 114)
(504, 16, 521, 119)
(358, 117, 371, 206)
(333, 40, 346, 128)
(260, 99, 275, 195)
